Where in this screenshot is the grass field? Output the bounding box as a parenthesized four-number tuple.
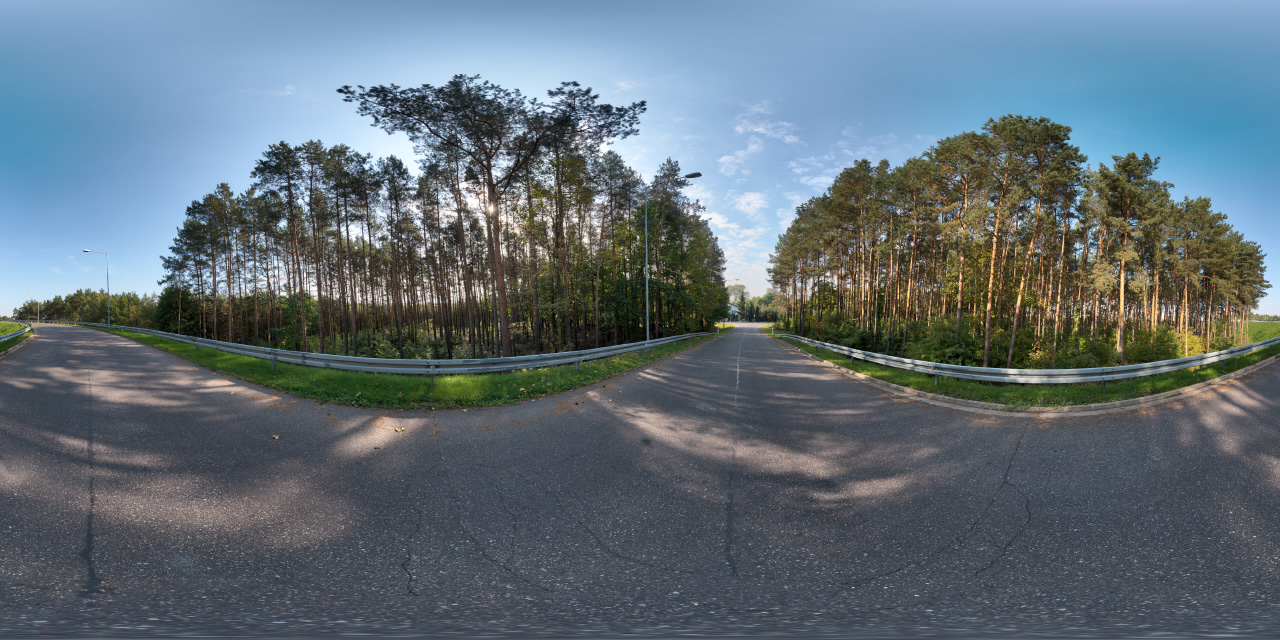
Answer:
(775, 334, 1280, 408)
(0, 322, 30, 353)
(95, 326, 729, 410)
(1250, 321, 1280, 343)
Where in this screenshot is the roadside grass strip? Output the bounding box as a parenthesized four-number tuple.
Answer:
(775, 334, 1280, 408)
(0, 323, 30, 353)
(1251, 321, 1280, 343)
(96, 326, 730, 409)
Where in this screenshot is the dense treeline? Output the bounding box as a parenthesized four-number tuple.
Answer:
(12, 289, 157, 328)
(135, 76, 724, 359)
(726, 285, 782, 322)
(770, 115, 1269, 368)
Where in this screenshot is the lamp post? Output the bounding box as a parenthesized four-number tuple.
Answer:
(82, 249, 110, 329)
(645, 171, 702, 344)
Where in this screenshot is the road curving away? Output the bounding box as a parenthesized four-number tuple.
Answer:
(3, 322, 1280, 636)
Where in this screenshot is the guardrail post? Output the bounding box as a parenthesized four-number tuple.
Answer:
(271, 353, 276, 372)
(429, 365, 435, 389)
(575, 359, 581, 372)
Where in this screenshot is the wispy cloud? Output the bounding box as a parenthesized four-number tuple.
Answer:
(734, 101, 801, 145)
(718, 136, 763, 176)
(786, 126, 937, 195)
(685, 184, 713, 205)
(615, 80, 639, 91)
(50, 266, 61, 275)
(835, 125, 936, 165)
(240, 84, 298, 98)
(733, 192, 768, 220)
(776, 192, 806, 229)
(703, 211, 769, 265)
(788, 153, 837, 188)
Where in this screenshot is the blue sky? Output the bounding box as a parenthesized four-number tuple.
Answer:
(3, 0, 1279, 316)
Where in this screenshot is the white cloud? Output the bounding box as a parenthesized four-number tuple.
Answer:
(715, 222, 769, 264)
(836, 129, 935, 165)
(797, 174, 834, 188)
(705, 211, 731, 227)
(785, 127, 937, 196)
(718, 137, 763, 176)
(50, 266, 61, 275)
(734, 101, 801, 145)
(615, 80, 639, 91)
(776, 192, 806, 229)
(240, 85, 299, 98)
(703, 211, 767, 247)
(684, 184, 713, 205)
(733, 192, 768, 219)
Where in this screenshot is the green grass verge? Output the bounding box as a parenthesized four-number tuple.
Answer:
(96, 326, 730, 410)
(774, 334, 1280, 408)
(1250, 321, 1280, 343)
(0, 323, 30, 353)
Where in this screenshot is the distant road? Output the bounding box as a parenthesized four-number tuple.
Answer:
(3, 323, 1280, 636)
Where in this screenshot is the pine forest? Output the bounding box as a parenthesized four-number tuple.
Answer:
(769, 115, 1270, 368)
(16, 76, 730, 359)
(14, 107, 1272, 370)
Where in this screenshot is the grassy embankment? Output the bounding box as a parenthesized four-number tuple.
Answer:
(1251, 321, 1280, 343)
(775, 324, 1280, 408)
(96, 326, 730, 409)
(0, 322, 30, 353)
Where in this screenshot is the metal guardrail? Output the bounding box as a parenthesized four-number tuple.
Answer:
(0, 323, 32, 344)
(48, 321, 711, 376)
(776, 333, 1280, 386)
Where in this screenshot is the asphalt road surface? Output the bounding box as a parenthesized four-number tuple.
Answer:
(4, 323, 1280, 637)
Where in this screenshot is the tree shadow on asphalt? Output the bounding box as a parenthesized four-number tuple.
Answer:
(6, 325, 1280, 632)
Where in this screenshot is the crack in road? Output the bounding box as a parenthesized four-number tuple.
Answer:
(401, 461, 442, 597)
(724, 333, 746, 578)
(843, 426, 1030, 589)
(403, 505, 424, 596)
(973, 427, 1032, 575)
(434, 435, 555, 593)
(976, 480, 1031, 576)
(78, 364, 103, 599)
(527, 475, 695, 576)
(480, 469, 520, 565)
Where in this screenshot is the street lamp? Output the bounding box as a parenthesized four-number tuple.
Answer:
(645, 171, 702, 344)
(27, 288, 39, 323)
(82, 249, 110, 329)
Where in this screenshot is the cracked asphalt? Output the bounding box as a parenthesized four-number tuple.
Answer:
(4, 323, 1280, 637)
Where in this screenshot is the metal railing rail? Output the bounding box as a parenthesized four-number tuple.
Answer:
(49, 321, 710, 375)
(0, 323, 31, 343)
(776, 333, 1280, 385)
